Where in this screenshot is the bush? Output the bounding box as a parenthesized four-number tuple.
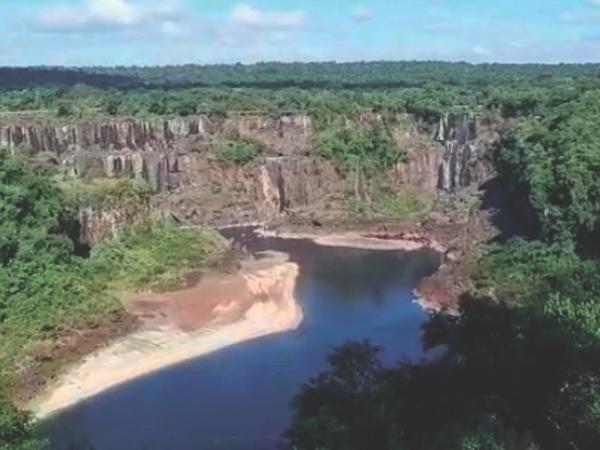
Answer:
(92, 221, 228, 290)
(61, 178, 153, 210)
(0, 398, 46, 450)
(318, 122, 403, 175)
(215, 139, 264, 165)
(348, 188, 431, 220)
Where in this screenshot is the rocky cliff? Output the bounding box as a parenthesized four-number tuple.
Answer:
(0, 115, 313, 155)
(1, 113, 494, 234)
(1, 115, 314, 193)
(436, 113, 482, 191)
(168, 155, 344, 225)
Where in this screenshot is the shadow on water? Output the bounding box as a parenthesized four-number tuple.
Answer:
(40, 230, 441, 450)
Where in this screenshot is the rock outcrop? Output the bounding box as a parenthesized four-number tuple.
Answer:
(0, 115, 313, 156)
(170, 155, 344, 225)
(436, 113, 480, 191)
(78, 206, 152, 245)
(1, 114, 314, 193)
(1, 113, 494, 233)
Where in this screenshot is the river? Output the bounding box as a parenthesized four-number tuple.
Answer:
(41, 231, 441, 450)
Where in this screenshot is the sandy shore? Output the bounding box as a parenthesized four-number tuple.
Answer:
(258, 229, 446, 253)
(32, 259, 302, 419)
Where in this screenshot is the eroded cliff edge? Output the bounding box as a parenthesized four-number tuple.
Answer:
(1, 112, 500, 242)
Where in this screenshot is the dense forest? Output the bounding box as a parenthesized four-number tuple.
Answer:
(0, 61, 596, 120)
(3, 61, 600, 448)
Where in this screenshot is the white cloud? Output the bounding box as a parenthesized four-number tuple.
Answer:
(37, 0, 182, 33)
(472, 45, 492, 56)
(351, 6, 373, 22)
(231, 4, 308, 30)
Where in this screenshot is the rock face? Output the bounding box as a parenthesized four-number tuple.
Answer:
(1, 113, 493, 233)
(436, 113, 480, 191)
(171, 155, 344, 225)
(78, 206, 151, 245)
(390, 113, 487, 193)
(0, 115, 313, 156)
(1, 115, 314, 193)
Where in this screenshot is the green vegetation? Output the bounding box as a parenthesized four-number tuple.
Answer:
(318, 122, 402, 173)
(215, 138, 264, 165)
(93, 222, 227, 291)
(284, 62, 600, 449)
(59, 178, 153, 210)
(316, 121, 406, 204)
(348, 188, 431, 220)
(6, 62, 600, 448)
(2, 61, 599, 122)
(3, 62, 600, 91)
(0, 398, 44, 450)
(0, 150, 227, 447)
(496, 90, 600, 246)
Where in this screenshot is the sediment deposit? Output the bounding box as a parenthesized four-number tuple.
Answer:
(32, 256, 302, 418)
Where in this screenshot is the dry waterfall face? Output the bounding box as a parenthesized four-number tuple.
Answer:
(1, 113, 498, 242)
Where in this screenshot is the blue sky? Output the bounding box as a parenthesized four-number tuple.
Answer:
(2, 0, 600, 66)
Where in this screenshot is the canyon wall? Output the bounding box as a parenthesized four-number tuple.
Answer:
(0, 115, 313, 156)
(0, 115, 314, 193)
(1, 113, 493, 234)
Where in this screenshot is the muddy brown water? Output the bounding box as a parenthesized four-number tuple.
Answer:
(40, 229, 441, 450)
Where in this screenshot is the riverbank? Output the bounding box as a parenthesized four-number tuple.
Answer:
(29, 212, 489, 417)
(255, 215, 490, 315)
(257, 229, 446, 253)
(31, 256, 302, 419)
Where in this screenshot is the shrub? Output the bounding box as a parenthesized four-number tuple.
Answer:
(215, 139, 264, 165)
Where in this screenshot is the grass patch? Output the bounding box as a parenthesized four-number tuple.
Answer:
(57, 177, 153, 210)
(348, 188, 432, 220)
(93, 221, 229, 291)
(215, 138, 264, 165)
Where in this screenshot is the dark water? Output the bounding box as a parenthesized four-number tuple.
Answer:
(42, 232, 441, 450)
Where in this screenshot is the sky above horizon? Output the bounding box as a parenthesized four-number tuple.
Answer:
(3, 0, 600, 66)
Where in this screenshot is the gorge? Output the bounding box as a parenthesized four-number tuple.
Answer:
(0, 112, 495, 241)
(6, 60, 600, 450)
(2, 107, 495, 449)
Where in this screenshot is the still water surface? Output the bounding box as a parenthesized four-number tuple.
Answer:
(43, 233, 441, 450)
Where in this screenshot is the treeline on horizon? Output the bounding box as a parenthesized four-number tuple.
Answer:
(3, 61, 600, 90)
(2, 61, 598, 123)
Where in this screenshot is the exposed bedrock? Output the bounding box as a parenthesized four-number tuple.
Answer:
(78, 205, 152, 245)
(0, 114, 313, 156)
(1, 114, 315, 194)
(1, 113, 496, 235)
(436, 113, 484, 191)
(170, 155, 344, 225)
